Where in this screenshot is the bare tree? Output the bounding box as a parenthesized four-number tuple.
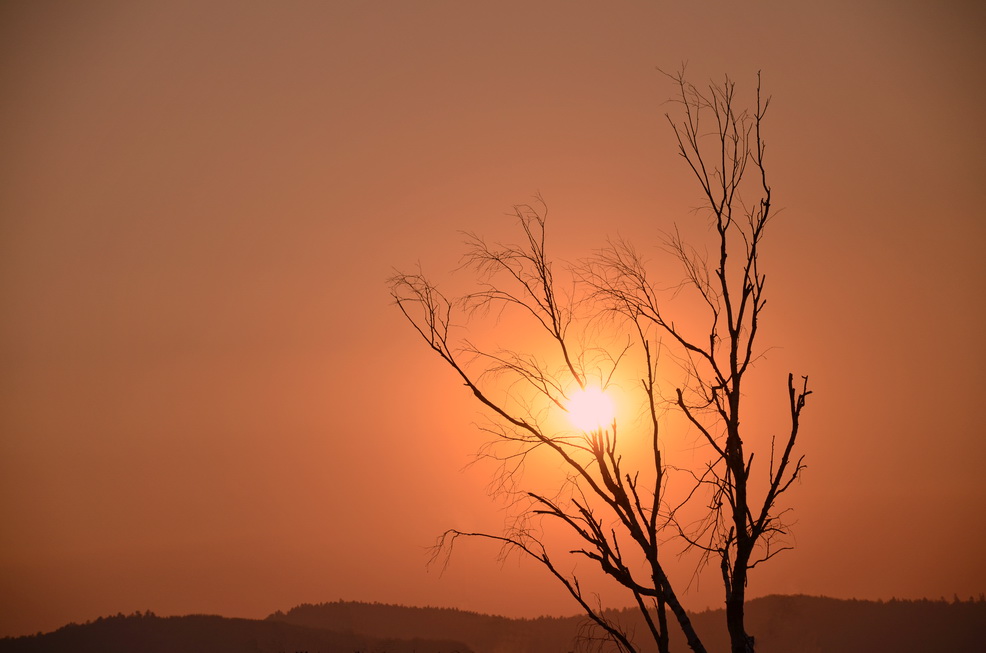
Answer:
(390, 72, 809, 653)
(391, 201, 705, 653)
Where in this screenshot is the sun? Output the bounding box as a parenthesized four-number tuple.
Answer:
(566, 387, 615, 432)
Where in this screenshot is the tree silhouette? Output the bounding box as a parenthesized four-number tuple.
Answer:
(390, 71, 810, 653)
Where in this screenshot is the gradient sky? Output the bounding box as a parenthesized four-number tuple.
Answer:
(2, 0, 984, 639)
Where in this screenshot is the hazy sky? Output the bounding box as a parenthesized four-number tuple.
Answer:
(2, 0, 984, 639)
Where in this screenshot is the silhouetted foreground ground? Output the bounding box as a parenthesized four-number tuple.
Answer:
(2, 595, 984, 652)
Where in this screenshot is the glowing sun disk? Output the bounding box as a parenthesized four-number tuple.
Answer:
(566, 387, 615, 432)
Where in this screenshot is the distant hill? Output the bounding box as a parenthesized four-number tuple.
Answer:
(269, 595, 986, 653)
(268, 602, 579, 653)
(0, 612, 472, 653)
(672, 595, 986, 653)
(2, 595, 984, 652)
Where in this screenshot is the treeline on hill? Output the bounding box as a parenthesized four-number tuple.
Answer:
(2, 595, 984, 653)
(681, 595, 986, 653)
(269, 595, 986, 653)
(0, 611, 472, 653)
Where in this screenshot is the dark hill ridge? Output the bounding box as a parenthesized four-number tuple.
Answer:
(2, 595, 984, 652)
(678, 595, 986, 653)
(268, 602, 577, 653)
(0, 612, 472, 653)
(268, 596, 986, 653)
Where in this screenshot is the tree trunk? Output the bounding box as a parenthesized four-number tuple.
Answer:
(656, 596, 669, 653)
(726, 558, 755, 653)
(726, 592, 754, 653)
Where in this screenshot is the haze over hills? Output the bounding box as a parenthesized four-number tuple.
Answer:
(2, 595, 983, 652)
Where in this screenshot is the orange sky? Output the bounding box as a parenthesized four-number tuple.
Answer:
(1, 0, 984, 639)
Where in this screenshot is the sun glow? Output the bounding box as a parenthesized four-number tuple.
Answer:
(566, 387, 615, 432)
